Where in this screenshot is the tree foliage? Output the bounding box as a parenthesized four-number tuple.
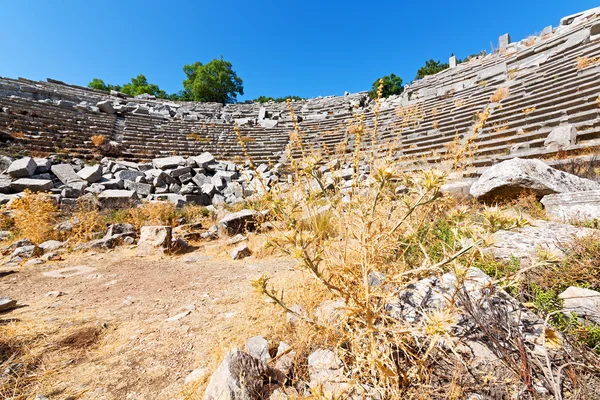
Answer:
(120, 74, 168, 99)
(182, 57, 244, 104)
(253, 95, 304, 103)
(369, 74, 404, 99)
(87, 78, 121, 93)
(415, 59, 450, 79)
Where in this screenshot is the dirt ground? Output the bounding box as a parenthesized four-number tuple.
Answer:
(0, 237, 299, 399)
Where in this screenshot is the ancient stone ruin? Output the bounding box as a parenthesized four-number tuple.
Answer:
(1, 6, 600, 176)
(2, 7, 600, 400)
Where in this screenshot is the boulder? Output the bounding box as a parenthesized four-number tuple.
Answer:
(218, 209, 260, 235)
(33, 158, 52, 174)
(77, 165, 103, 183)
(203, 349, 282, 400)
(7, 157, 36, 178)
(559, 286, 600, 324)
(470, 158, 600, 199)
(39, 240, 65, 252)
(136, 226, 172, 256)
(10, 178, 54, 192)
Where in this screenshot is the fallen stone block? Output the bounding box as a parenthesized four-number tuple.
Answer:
(98, 190, 137, 208)
(192, 152, 215, 168)
(97, 100, 115, 114)
(10, 178, 53, 192)
(77, 165, 103, 183)
(7, 157, 36, 178)
(218, 209, 260, 235)
(470, 158, 600, 200)
(51, 164, 85, 185)
(541, 190, 600, 223)
(153, 156, 185, 170)
(124, 180, 153, 197)
(490, 220, 595, 263)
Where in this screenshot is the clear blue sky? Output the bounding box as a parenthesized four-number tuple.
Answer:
(1, 1, 597, 101)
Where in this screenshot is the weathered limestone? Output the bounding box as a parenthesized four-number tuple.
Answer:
(51, 164, 84, 185)
(559, 286, 600, 324)
(544, 125, 577, 151)
(77, 164, 103, 183)
(7, 157, 36, 178)
(218, 209, 260, 235)
(541, 190, 600, 223)
(98, 190, 137, 208)
(470, 158, 600, 199)
(153, 156, 186, 170)
(490, 220, 595, 262)
(136, 226, 172, 256)
(10, 178, 53, 192)
(203, 349, 281, 400)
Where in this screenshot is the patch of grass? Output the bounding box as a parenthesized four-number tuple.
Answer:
(8, 190, 59, 244)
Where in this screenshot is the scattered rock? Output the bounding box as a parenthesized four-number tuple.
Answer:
(559, 286, 600, 324)
(0, 297, 17, 312)
(137, 226, 172, 256)
(541, 190, 600, 223)
(245, 336, 270, 363)
(470, 158, 600, 199)
(230, 244, 252, 260)
(219, 210, 260, 235)
(204, 349, 282, 400)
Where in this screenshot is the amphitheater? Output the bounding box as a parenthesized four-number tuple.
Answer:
(2, 7, 600, 177)
(4, 7, 600, 400)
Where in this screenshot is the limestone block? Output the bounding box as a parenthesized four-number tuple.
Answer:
(470, 158, 600, 199)
(77, 165, 103, 183)
(7, 157, 36, 178)
(10, 178, 54, 192)
(541, 190, 600, 223)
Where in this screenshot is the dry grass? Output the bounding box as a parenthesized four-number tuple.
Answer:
(186, 133, 212, 143)
(0, 317, 107, 400)
(7, 190, 59, 244)
(522, 106, 537, 115)
(576, 56, 600, 70)
(90, 135, 106, 147)
(395, 103, 425, 130)
(490, 87, 510, 103)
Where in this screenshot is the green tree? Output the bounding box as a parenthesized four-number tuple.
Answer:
(415, 59, 450, 79)
(253, 95, 304, 103)
(369, 74, 404, 99)
(182, 57, 244, 104)
(87, 78, 121, 93)
(120, 74, 168, 99)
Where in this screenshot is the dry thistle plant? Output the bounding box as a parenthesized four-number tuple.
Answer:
(234, 82, 538, 397)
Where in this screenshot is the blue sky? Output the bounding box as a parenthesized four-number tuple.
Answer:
(1, 1, 597, 101)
